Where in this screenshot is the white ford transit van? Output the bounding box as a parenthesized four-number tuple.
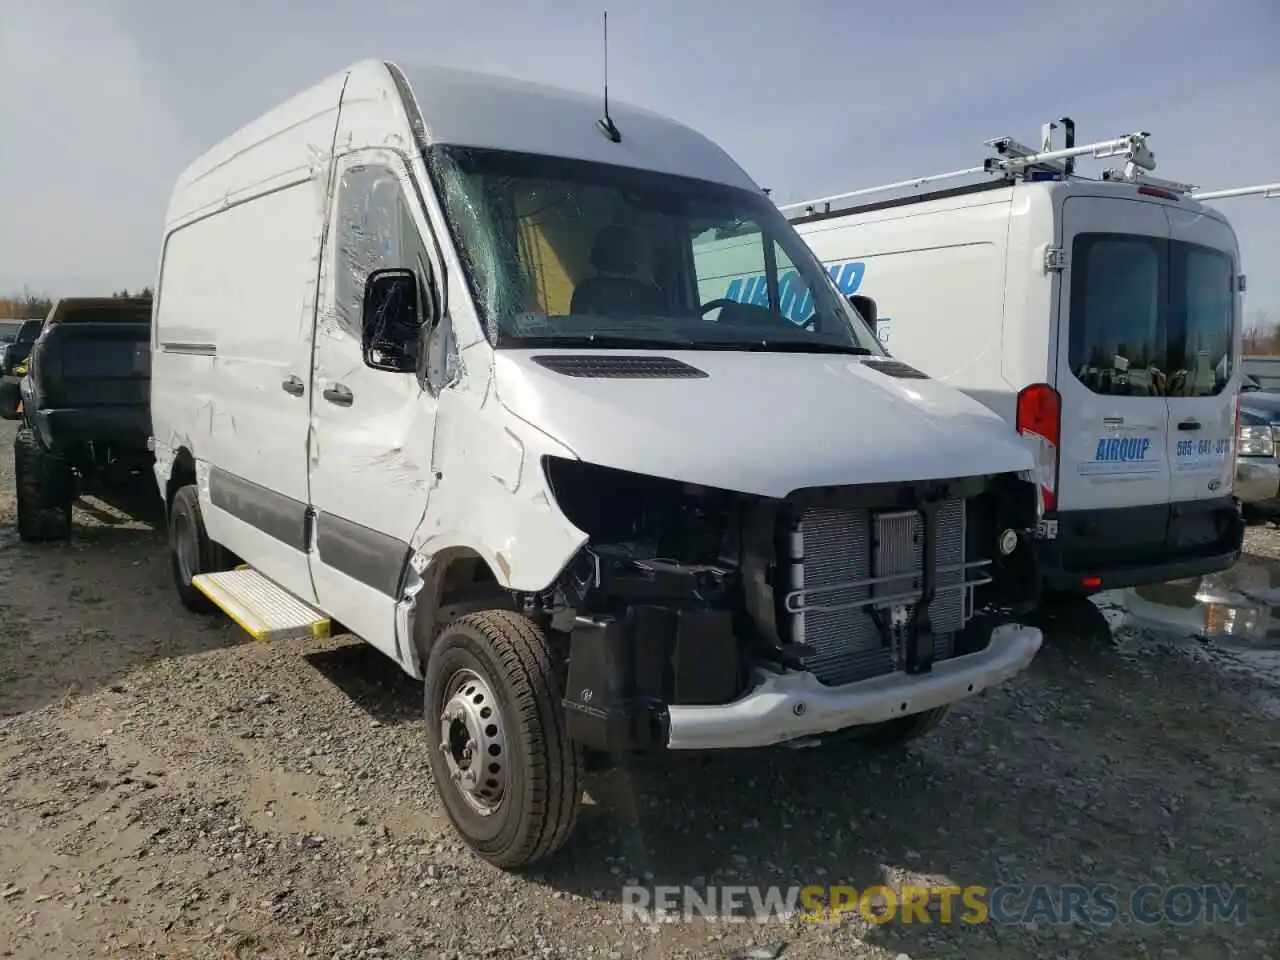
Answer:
(753, 123, 1246, 597)
(150, 59, 1044, 869)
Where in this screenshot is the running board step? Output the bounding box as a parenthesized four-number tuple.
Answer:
(191, 569, 330, 642)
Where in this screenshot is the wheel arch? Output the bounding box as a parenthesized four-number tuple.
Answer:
(406, 545, 517, 678)
(162, 444, 198, 523)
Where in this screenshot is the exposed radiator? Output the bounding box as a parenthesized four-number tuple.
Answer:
(785, 499, 972, 687)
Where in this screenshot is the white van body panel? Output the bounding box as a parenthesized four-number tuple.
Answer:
(797, 189, 1014, 403)
(152, 69, 349, 604)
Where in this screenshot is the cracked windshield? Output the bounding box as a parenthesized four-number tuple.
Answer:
(428, 145, 882, 354)
(0, 2, 1277, 959)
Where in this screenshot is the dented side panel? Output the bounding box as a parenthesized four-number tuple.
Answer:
(410, 339, 589, 594)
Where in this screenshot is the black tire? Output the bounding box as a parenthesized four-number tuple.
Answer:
(820, 706, 951, 750)
(424, 610, 583, 870)
(13, 426, 73, 543)
(168, 484, 233, 614)
(846, 706, 951, 747)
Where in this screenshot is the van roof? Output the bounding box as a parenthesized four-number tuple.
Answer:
(788, 174, 1233, 230)
(173, 59, 759, 208)
(394, 62, 758, 190)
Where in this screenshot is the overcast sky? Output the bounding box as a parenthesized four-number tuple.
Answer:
(2, 0, 1276, 319)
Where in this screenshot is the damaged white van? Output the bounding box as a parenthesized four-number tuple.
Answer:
(150, 59, 1045, 869)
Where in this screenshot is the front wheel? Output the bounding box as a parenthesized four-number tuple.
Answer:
(424, 611, 583, 870)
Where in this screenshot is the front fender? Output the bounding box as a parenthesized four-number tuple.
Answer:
(409, 388, 588, 594)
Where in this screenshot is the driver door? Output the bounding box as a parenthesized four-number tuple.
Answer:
(307, 149, 439, 661)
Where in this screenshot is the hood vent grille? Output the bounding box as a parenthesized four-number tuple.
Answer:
(861, 357, 930, 380)
(532, 355, 708, 379)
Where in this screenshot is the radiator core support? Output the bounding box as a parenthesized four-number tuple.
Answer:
(785, 493, 991, 687)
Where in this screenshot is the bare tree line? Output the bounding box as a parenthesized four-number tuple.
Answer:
(0, 287, 153, 320)
(1243, 308, 1280, 355)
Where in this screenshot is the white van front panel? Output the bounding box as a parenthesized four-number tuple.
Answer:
(1054, 194, 1173, 513)
(1162, 204, 1239, 504)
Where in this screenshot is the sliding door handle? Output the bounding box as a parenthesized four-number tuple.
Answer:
(1177, 419, 1202, 432)
(323, 383, 354, 406)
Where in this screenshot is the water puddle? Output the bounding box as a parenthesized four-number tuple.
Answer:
(1104, 555, 1280, 651)
(1094, 556, 1280, 716)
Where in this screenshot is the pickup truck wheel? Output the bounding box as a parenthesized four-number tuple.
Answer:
(13, 426, 73, 543)
(424, 611, 583, 870)
(168, 485, 233, 614)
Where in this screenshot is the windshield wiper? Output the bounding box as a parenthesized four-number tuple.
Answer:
(691, 340, 875, 356)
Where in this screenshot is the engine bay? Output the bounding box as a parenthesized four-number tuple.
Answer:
(534, 455, 1041, 752)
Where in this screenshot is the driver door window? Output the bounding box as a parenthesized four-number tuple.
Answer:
(334, 162, 431, 340)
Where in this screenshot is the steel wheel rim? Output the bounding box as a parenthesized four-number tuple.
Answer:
(438, 667, 507, 815)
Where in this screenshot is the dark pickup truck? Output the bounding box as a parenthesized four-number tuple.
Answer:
(9, 297, 154, 541)
(0, 318, 44, 418)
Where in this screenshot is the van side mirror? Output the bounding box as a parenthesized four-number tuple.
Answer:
(362, 268, 422, 373)
(848, 294, 877, 326)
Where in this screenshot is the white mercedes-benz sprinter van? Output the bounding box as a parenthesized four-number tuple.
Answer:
(150, 59, 1044, 869)
(750, 124, 1246, 598)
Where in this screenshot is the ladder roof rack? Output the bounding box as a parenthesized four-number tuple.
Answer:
(1192, 183, 1280, 201)
(778, 120, 1200, 218)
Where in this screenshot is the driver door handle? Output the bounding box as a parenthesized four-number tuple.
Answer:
(281, 375, 305, 397)
(323, 383, 354, 406)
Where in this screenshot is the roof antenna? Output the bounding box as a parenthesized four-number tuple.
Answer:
(596, 11, 622, 143)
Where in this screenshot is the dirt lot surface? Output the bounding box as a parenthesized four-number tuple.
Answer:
(1, 418, 1278, 959)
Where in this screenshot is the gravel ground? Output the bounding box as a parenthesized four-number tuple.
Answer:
(1, 417, 1278, 959)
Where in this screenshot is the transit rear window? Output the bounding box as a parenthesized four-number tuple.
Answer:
(1067, 234, 1235, 398)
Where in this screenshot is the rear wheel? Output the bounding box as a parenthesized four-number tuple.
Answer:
(424, 611, 583, 869)
(13, 426, 73, 543)
(168, 484, 233, 613)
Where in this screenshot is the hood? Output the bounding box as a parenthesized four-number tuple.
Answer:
(1241, 390, 1280, 420)
(494, 350, 1034, 498)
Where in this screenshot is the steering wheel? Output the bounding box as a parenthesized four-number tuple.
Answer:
(699, 298, 737, 319)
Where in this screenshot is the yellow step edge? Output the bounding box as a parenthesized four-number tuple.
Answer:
(191, 568, 330, 642)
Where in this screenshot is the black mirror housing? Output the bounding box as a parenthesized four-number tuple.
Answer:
(362, 268, 422, 372)
(848, 293, 877, 326)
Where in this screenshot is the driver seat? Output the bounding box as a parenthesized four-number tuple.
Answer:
(570, 225, 664, 318)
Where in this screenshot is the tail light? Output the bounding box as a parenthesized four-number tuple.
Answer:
(1232, 393, 1242, 494)
(1016, 383, 1061, 512)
